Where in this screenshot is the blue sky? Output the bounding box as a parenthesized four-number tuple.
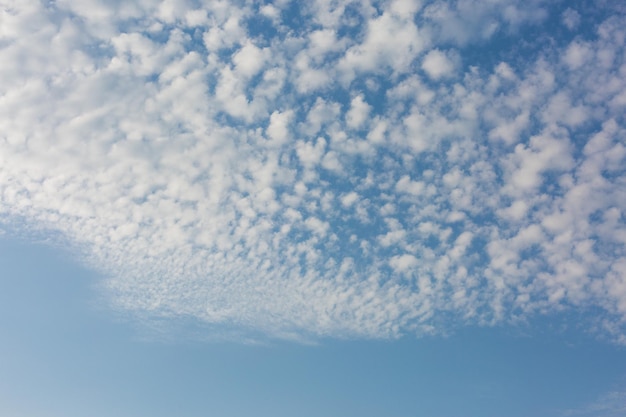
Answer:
(1, 0, 626, 415)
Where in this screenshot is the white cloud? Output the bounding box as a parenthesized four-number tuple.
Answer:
(396, 176, 425, 196)
(338, 8, 429, 82)
(503, 127, 574, 195)
(1, 0, 626, 343)
(345, 95, 371, 130)
(562, 8, 581, 31)
(233, 41, 268, 78)
(266, 110, 293, 145)
(390, 0, 423, 16)
(202, 13, 247, 51)
(421, 48, 458, 80)
(390, 254, 419, 274)
(307, 29, 346, 62)
(563, 41, 593, 70)
(260, 4, 280, 21)
(422, 0, 547, 45)
(340, 191, 360, 208)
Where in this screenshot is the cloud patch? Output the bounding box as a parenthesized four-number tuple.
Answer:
(1, 0, 625, 342)
(421, 48, 458, 80)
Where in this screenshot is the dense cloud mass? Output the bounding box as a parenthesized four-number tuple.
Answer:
(1, 0, 625, 341)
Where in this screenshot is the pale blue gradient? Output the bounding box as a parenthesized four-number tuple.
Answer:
(1, 236, 625, 417)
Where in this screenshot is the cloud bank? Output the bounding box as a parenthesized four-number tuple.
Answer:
(1, 0, 625, 341)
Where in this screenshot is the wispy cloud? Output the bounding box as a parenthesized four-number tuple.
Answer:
(1, 0, 625, 341)
(562, 389, 626, 417)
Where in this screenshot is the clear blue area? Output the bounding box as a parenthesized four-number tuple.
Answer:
(1, 236, 624, 417)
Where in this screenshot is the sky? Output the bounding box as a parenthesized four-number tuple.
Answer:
(0, 0, 625, 415)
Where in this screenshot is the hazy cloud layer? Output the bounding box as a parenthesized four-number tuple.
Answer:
(1, 0, 625, 341)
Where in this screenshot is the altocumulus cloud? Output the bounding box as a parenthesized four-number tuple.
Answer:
(1, 0, 625, 341)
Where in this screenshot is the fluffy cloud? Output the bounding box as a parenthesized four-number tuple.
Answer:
(421, 49, 458, 80)
(1, 0, 625, 342)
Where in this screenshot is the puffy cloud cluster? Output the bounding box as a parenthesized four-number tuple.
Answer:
(1, 0, 625, 341)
